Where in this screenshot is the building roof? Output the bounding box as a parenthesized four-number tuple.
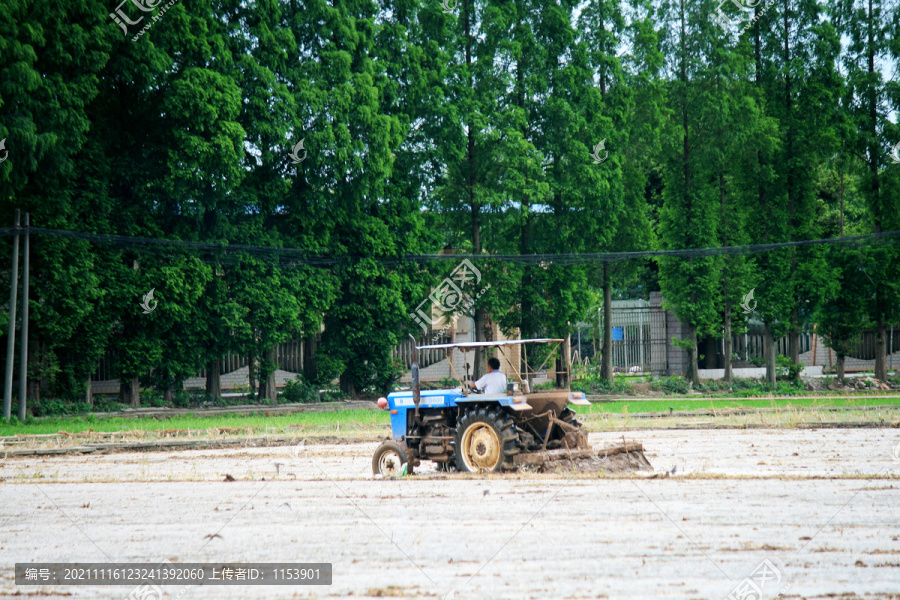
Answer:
(417, 338, 564, 350)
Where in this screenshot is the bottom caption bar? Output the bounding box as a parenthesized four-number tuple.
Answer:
(16, 563, 331, 585)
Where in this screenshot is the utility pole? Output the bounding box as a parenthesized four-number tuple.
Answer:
(3, 209, 20, 421)
(18, 213, 29, 421)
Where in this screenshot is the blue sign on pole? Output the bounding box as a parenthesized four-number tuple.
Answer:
(611, 327, 624, 341)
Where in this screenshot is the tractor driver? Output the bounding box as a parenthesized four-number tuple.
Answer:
(467, 357, 508, 394)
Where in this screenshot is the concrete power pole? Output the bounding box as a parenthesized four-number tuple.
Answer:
(3, 209, 20, 421)
(18, 213, 29, 421)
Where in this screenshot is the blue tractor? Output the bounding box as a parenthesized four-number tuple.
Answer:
(372, 338, 597, 475)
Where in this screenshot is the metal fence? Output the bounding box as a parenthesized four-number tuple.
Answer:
(596, 302, 666, 373)
(92, 329, 453, 383)
(92, 341, 303, 381)
(392, 329, 452, 369)
(730, 326, 814, 366)
(87, 317, 899, 385)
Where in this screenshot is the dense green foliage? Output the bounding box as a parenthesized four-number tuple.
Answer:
(0, 0, 897, 412)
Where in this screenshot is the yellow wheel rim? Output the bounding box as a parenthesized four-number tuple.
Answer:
(460, 422, 501, 471)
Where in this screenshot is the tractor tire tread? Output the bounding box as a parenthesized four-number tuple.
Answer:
(454, 406, 520, 472)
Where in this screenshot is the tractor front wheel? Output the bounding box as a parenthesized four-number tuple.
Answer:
(454, 407, 519, 472)
(372, 441, 413, 477)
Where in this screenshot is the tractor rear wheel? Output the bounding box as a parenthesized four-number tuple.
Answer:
(372, 441, 413, 477)
(454, 407, 519, 472)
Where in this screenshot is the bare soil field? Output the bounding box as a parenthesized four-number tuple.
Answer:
(1, 428, 899, 599)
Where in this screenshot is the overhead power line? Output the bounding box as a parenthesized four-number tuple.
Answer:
(0, 226, 897, 267)
(405, 230, 900, 265)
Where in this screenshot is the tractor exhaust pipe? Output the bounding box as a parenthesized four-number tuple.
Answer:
(409, 334, 421, 422)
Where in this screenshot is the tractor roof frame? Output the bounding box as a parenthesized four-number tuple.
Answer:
(415, 338, 571, 396)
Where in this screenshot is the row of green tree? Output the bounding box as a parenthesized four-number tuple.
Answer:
(0, 0, 897, 408)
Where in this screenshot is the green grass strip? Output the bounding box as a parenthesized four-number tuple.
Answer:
(577, 396, 900, 414)
(0, 409, 391, 437)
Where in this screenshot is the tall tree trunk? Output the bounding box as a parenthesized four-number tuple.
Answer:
(866, 0, 880, 233)
(131, 377, 140, 407)
(471, 198, 485, 379)
(677, 0, 700, 390)
(719, 165, 732, 383)
(302, 334, 317, 382)
(338, 370, 355, 399)
(519, 186, 532, 369)
(789, 307, 800, 365)
(473, 314, 486, 378)
(206, 360, 221, 400)
(248, 353, 257, 399)
(753, 9, 772, 378)
(764, 322, 776, 388)
(163, 387, 173, 405)
(266, 346, 278, 403)
(601, 264, 613, 382)
(84, 377, 92, 407)
(875, 321, 887, 382)
(679, 0, 689, 193)
(464, 0, 485, 380)
(688, 325, 699, 387)
(259, 346, 280, 401)
(836, 353, 845, 380)
(839, 168, 845, 237)
(782, 0, 802, 375)
(35, 340, 48, 404)
(120, 376, 140, 407)
(864, 0, 886, 383)
(724, 304, 733, 382)
(471, 200, 485, 379)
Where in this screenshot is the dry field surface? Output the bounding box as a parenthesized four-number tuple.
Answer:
(1, 428, 899, 599)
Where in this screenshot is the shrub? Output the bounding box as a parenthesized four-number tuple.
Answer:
(438, 376, 460, 389)
(775, 380, 804, 394)
(372, 357, 406, 395)
(318, 389, 343, 402)
(650, 376, 690, 395)
(730, 378, 760, 390)
(92, 396, 124, 412)
(571, 377, 632, 395)
(312, 354, 345, 386)
(142, 391, 167, 408)
(31, 399, 91, 417)
(281, 376, 320, 403)
(775, 354, 804, 382)
(171, 390, 195, 409)
(695, 380, 725, 393)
